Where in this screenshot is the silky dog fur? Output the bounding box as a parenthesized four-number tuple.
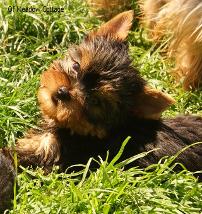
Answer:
(141, 0, 202, 90)
(0, 10, 202, 211)
(86, 0, 131, 20)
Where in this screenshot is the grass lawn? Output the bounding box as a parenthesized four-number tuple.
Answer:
(0, 0, 202, 213)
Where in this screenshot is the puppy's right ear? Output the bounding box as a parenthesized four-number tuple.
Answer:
(87, 10, 134, 41)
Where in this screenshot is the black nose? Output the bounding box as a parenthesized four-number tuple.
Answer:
(54, 86, 71, 101)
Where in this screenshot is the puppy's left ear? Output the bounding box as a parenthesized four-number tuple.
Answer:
(88, 10, 134, 41)
(133, 86, 175, 119)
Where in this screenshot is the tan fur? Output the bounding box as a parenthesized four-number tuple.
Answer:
(38, 60, 107, 138)
(141, 0, 202, 90)
(86, 0, 131, 20)
(139, 0, 167, 29)
(133, 86, 175, 119)
(79, 46, 93, 70)
(99, 84, 114, 93)
(88, 10, 134, 41)
(16, 132, 60, 169)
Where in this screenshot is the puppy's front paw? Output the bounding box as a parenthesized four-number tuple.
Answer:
(16, 132, 61, 170)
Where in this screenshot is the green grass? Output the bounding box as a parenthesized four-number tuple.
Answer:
(0, 0, 202, 213)
(10, 155, 202, 213)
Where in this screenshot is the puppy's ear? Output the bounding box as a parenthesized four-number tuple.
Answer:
(133, 86, 175, 119)
(88, 10, 134, 41)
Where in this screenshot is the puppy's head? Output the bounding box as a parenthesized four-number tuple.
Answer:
(38, 11, 174, 138)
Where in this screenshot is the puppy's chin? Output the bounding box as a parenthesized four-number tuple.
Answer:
(54, 101, 81, 124)
(40, 99, 107, 139)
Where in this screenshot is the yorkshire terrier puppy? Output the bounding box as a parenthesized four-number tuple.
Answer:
(15, 11, 202, 177)
(141, 0, 202, 90)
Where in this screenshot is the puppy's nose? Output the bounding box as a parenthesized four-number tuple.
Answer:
(55, 86, 71, 101)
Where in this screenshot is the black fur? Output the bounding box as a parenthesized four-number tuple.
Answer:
(54, 115, 202, 179)
(67, 37, 147, 130)
(0, 149, 15, 213)
(80, 37, 146, 98)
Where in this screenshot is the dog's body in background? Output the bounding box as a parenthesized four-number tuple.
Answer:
(141, 0, 202, 90)
(86, 0, 131, 20)
(0, 10, 202, 211)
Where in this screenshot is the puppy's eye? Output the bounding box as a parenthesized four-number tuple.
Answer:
(72, 62, 80, 72)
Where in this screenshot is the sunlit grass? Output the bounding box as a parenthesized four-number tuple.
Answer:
(10, 147, 202, 213)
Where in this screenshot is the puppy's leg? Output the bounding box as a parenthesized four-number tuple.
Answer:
(16, 131, 61, 171)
